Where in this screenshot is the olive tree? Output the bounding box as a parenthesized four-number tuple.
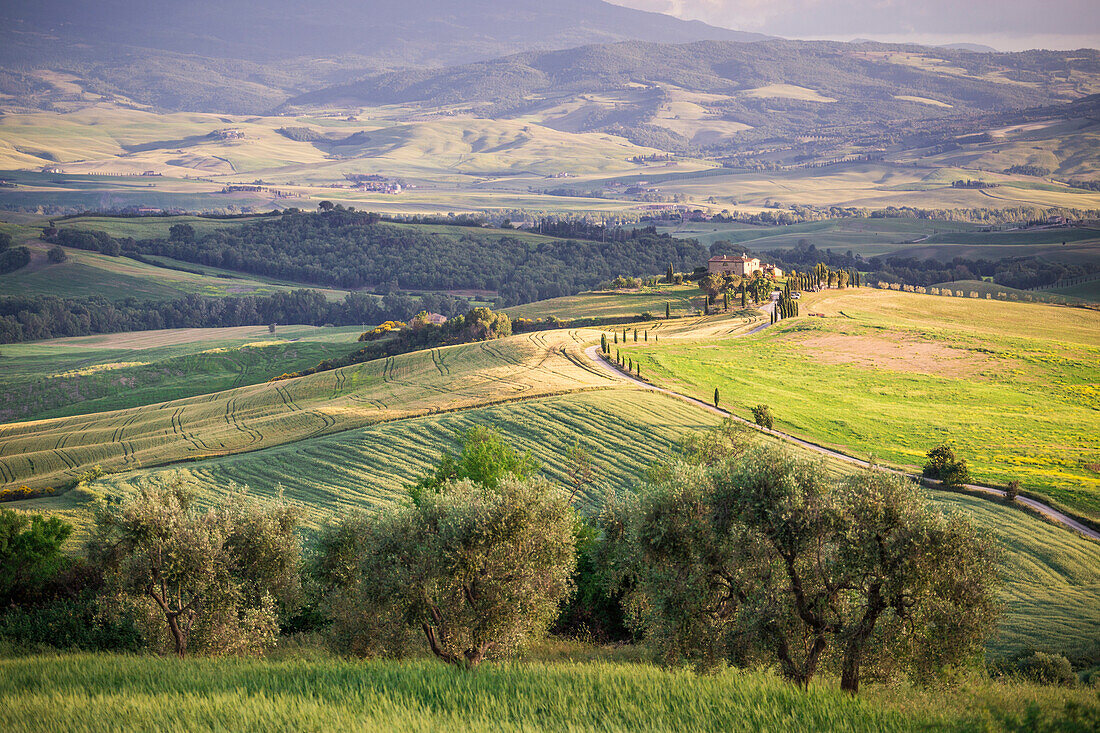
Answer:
(88, 480, 301, 657)
(326, 476, 576, 668)
(607, 445, 1000, 692)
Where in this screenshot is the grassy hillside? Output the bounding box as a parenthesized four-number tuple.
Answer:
(0, 326, 364, 423)
(68, 389, 718, 522)
(505, 284, 704, 320)
(1047, 278, 1100, 302)
(38, 387, 1088, 661)
(622, 289, 1100, 520)
(0, 329, 614, 491)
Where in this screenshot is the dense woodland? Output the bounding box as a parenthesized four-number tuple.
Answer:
(0, 290, 471, 344)
(126, 210, 708, 304)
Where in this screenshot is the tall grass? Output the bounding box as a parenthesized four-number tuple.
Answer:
(0, 653, 927, 732)
(1, 652, 1096, 732)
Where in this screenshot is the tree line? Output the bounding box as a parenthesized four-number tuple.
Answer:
(113, 209, 707, 306)
(742, 240, 1099, 291)
(0, 290, 473, 345)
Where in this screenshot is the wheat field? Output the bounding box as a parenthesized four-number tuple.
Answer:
(0, 329, 614, 490)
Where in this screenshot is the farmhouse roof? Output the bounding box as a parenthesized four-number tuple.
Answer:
(708, 254, 756, 262)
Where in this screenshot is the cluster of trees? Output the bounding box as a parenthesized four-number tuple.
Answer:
(0, 232, 30, 274)
(124, 210, 707, 306)
(1, 424, 1010, 693)
(0, 290, 473, 345)
(46, 226, 126, 256)
(273, 308, 513, 381)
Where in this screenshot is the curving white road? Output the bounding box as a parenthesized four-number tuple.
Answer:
(583, 307, 1100, 543)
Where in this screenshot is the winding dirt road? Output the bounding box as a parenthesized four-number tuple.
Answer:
(583, 309, 1100, 543)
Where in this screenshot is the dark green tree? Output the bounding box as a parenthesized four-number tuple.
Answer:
(0, 509, 72, 607)
(922, 444, 970, 488)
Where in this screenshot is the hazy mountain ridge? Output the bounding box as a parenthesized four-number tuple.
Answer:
(0, 0, 766, 113)
(286, 40, 1100, 155)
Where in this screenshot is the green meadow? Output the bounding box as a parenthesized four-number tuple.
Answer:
(505, 284, 704, 320)
(0, 326, 364, 423)
(621, 288, 1100, 521)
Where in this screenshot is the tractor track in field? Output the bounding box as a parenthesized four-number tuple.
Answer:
(582, 305, 1100, 543)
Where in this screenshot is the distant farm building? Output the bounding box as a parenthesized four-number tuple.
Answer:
(708, 254, 782, 279)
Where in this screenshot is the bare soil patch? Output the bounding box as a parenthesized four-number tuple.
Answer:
(795, 332, 995, 377)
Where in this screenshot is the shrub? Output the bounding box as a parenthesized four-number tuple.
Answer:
(47, 246, 67, 263)
(0, 508, 72, 607)
(0, 246, 30, 274)
(1005, 480, 1021, 503)
(751, 404, 774, 430)
(922, 444, 971, 487)
(1013, 651, 1077, 686)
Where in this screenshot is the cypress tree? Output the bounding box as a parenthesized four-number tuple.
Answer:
(614, 332, 618, 344)
(633, 329, 638, 342)
(667, 263, 675, 283)
(665, 302, 670, 319)
(644, 331, 648, 342)
(724, 292, 729, 310)
(741, 287, 747, 308)
(714, 387, 719, 408)
(601, 333, 608, 353)
(636, 363, 641, 378)
(628, 358, 633, 371)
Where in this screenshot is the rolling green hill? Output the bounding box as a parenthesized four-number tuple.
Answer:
(0, 325, 364, 423)
(0, 329, 615, 491)
(622, 288, 1100, 521)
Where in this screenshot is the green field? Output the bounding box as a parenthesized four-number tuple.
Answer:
(505, 284, 704, 320)
(0, 240, 355, 302)
(10, 651, 1096, 733)
(0, 329, 615, 491)
(662, 218, 1100, 264)
(621, 288, 1100, 521)
(662, 218, 981, 255)
(0, 326, 364, 423)
(70, 389, 719, 523)
(1047, 278, 1100, 302)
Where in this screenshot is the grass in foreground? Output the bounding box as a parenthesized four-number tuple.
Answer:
(0, 651, 1095, 733)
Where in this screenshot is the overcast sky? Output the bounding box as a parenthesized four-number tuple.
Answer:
(610, 0, 1100, 50)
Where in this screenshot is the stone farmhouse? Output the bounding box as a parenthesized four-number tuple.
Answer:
(708, 254, 783, 279)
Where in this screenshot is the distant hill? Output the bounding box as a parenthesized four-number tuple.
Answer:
(0, 0, 765, 113)
(287, 40, 1100, 152)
